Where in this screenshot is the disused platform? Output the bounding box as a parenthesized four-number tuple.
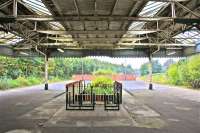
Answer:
(19, 90, 164, 129)
(0, 81, 199, 133)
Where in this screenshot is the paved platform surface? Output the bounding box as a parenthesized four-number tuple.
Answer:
(0, 81, 199, 133)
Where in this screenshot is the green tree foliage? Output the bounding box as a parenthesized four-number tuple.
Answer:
(177, 59, 190, 85)
(187, 55, 200, 81)
(167, 54, 200, 88)
(152, 60, 162, 73)
(140, 60, 162, 76)
(0, 57, 134, 80)
(0, 56, 134, 89)
(140, 63, 149, 76)
(167, 63, 180, 85)
(0, 57, 43, 79)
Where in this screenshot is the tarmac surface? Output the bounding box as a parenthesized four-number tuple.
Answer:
(0, 80, 199, 133)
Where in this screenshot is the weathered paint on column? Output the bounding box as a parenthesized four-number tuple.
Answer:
(149, 54, 153, 90)
(171, 1, 176, 18)
(13, 0, 17, 17)
(44, 56, 48, 90)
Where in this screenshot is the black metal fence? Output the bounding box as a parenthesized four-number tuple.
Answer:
(65, 80, 122, 111)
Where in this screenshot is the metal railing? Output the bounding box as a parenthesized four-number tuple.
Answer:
(65, 80, 122, 111)
(66, 80, 95, 110)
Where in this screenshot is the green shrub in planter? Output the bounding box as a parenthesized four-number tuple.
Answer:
(91, 76, 113, 87)
(90, 76, 114, 95)
(93, 69, 115, 75)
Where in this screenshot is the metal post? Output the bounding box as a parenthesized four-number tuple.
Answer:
(91, 86, 93, 104)
(148, 54, 153, 90)
(104, 93, 106, 110)
(117, 92, 120, 110)
(81, 58, 84, 80)
(120, 84, 122, 103)
(35, 46, 48, 90)
(13, 0, 17, 17)
(44, 56, 48, 90)
(34, 21, 37, 31)
(69, 92, 71, 106)
(72, 84, 75, 104)
(171, 2, 176, 18)
(66, 86, 68, 110)
(93, 93, 95, 109)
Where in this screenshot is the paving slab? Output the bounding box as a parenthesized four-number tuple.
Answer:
(19, 89, 165, 129)
(1, 81, 200, 133)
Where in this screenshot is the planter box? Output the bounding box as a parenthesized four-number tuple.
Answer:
(74, 94, 113, 102)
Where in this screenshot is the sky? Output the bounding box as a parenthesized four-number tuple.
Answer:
(89, 57, 181, 69)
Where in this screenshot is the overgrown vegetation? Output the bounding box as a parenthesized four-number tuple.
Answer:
(86, 76, 114, 94)
(140, 54, 200, 89)
(167, 55, 200, 88)
(140, 74, 169, 85)
(0, 57, 134, 90)
(0, 77, 43, 90)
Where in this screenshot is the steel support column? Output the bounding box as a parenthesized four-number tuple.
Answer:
(13, 0, 17, 17)
(171, 1, 176, 18)
(35, 46, 48, 90)
(148, 54, 153, 90)
(44, 55, 48, 90)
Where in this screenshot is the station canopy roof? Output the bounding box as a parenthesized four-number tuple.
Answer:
(0, 0, 199, 57)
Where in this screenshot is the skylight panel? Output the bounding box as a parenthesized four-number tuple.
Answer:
(139, 1, 168, 17)
(0, 31, 23, 45)
(125, 1, 168, 42)
(128, 22, 145, 30)
(7, 38, 24, 45)
(21, 0, 67, 30)
(22, 0, 51, 15)
(22, 0, 67, 31)
(49, 22, 65, 30)
(174, 28, 200, 44)
(128, 2, 168, 31)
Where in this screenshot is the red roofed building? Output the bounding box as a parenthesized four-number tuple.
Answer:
(112, 74, 136, 81)
(72, 74, 95, 81)
(72, 74, 136, 81)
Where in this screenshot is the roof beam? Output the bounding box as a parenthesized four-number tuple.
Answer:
(118, 43, 195, 47)
(36, 29, 160, 35)
(48, 37, 147, 41)
(35, 42, 195, 47)
(2, 37, 199, 40)
(73, 0, 81, 16)
(110, 0, 119, 15)
(138, 0, 188, 1)
(15, 15, 176, 22)
(0, 0, 13, 9)
(11, 48, 187, 58)
(15, 15, 200, 23)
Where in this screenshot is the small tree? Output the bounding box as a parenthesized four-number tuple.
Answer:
(167, 63, 180, 85)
